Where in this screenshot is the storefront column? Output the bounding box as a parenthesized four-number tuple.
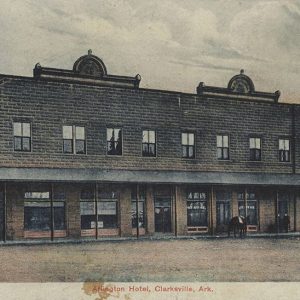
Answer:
(211, 186, 216, 235)
(50, 183, 54, 241)
(232, 190, 238, 217)
(275, 190, 279, 234)
(95, 183, 98, 239)
(146, 185, 155, 235)
(66, 184, 81, 238)
(136, 184, 140, 239)
(3, 183, 7, 242)
(175, 185, 187, 236)
(209, 186, 214, 235)
(119, 185, 132, 237)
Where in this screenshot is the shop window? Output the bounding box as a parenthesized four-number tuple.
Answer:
(249, 137, 261, 161)
(63, 125, 86, 154)
(186, 191, 207, 226)
(98, 190, 119, 229)
(13, 122, 31, 152)
(216, 191, 231, 225)
(279, 139, 290, 162)
(182, 132, 195, 158)
(80, 190, 96, 230)
(217, 135, 229, 160)
(24, 191, 66, 231)
(142, 130, 156, 157)
(238, 191, 258, 225)
(107, 128, 122, 155)
(131, 187, 146, 228)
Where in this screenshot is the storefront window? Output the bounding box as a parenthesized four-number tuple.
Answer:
(131, 187, 146, 228)
(238, 191, 258, 225)
(24, 191, 66, 231)
(98, 190, 118, 229)
(187, 191, 207, 227)
(80, 190, 96, 230)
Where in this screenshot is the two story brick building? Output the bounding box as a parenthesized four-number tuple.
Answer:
(0, 50, 299, 241)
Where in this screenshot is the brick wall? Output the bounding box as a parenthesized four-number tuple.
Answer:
(0, 77, 298, 173)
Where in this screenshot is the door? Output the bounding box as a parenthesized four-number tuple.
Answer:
(154, 197, 171, 233)
(216, 201, 231, 232)
(278, 200, 288, 232)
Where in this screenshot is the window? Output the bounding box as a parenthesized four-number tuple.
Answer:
(182, 132, 195, 158)
(217, 135, 229, 160)
(279, 139, 290, 162)
(249, 137, 261, 161)
(24, 191, 66, 231)
(80, 190, 96, 230)
(131, 187, 146, 228)
(107, 128, 122, 155)
(63, 126, 86, 154)
(186, 191, 207, 227)
(98, 190, 119, 229)
(238, 191, 258, 225)
(13, 122, 31, 151)
(142, 130, 156, 157)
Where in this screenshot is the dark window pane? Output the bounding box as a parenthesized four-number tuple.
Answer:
(115, 140, 122, 155)
(182, 146, 187, 158)
(76, 140, 85, 154)
(24, 206, 51, 231)
(63, 140, 73, 153)
(131, 201, 145, 228)
(149, 144, 155, 156)
(187, 201, 207, 226)
(188, 146, 194, 158)
(14, 137, 22, 151)
(142, 143, 148, 155)
(217, 148, 222, 159)
(223, 148, 229, 159)
(54, 206, 65, 230)
(22, 137, 31, 151)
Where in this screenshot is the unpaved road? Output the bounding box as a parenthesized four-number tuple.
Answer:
(0, 238, 299, 282)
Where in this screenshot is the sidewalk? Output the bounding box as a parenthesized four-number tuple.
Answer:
(0, 232, 299, 247)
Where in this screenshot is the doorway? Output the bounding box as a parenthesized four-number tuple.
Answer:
(154, 197, 171, 233)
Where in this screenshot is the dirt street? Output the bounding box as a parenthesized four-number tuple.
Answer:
(0, 238, 299, 282)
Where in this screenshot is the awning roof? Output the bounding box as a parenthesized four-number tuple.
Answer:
(0, 168, 299, 186)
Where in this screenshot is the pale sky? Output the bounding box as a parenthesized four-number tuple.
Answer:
(1, 0, 300, 103)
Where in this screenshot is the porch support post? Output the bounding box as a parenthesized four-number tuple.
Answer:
(3, 182, 7, 242)
(294, 190, 297, 232)
(136, 184, 139, 239)
(276, 190, 279, 234)
(210, 186, 214, 235)
(174, 185, 178, 237)
(244, 187, 247, 222)
(50, 183, 54, 241)
(95, 182, 98, 239)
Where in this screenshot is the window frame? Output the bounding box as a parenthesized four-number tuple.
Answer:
(249, 137, 262, 161)
(278, 138, 290, 163)
(216, 134, 229, 160)
(13, 122, 32, 152)
(106, 127, 123, 156)
(142, 129, 157, 157)
(62, 125, 86, 155)
(181, 132, 195, 159)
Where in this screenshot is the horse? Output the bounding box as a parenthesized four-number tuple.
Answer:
(228, 216, 247, 238)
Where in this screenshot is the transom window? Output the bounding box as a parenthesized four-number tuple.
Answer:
(249, 137, 261, 161)
(182, 132, 195, 158)
(63, 126, 86, 154)
(13, 122, 31, 152)
(142, 130, 156, 157)
(279, 139, 290, 162)
(107, 128, 122, 155)
(217, 135, 229, 160)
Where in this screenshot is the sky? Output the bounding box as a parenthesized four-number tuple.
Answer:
(0, 0, 300, 103)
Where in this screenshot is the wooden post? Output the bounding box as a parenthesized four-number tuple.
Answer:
(210, 186, 214, 235)
(95, 183, 98, 239)
(244, 187, 247, 221)
(3, 183, 7, 242)
(276, 190, 279, 234)
(136, 184, 139, 239)
(50, 183, 54, 241)
(294, 190, 297, 232)
(174, 185, 178, 237)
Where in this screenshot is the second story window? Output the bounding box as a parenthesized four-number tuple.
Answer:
(13, 122, 31, 152)
(182, 132, 195, 158)
(142, 130, 156, 157)
(107, 128, 122, 155)
(217, 135, 229, 160)
(279, 139, 290, 162)
(250, 137, 261, 161)
(63, 126, 86, 154)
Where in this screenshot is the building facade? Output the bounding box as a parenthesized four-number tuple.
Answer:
(0, 51, 299, 241)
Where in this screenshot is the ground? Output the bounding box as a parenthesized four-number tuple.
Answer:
(0, 237, 299, 282)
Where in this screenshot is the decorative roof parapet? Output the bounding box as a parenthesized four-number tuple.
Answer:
(33, 50, 141, 89)
(197, 70, 280, 103)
